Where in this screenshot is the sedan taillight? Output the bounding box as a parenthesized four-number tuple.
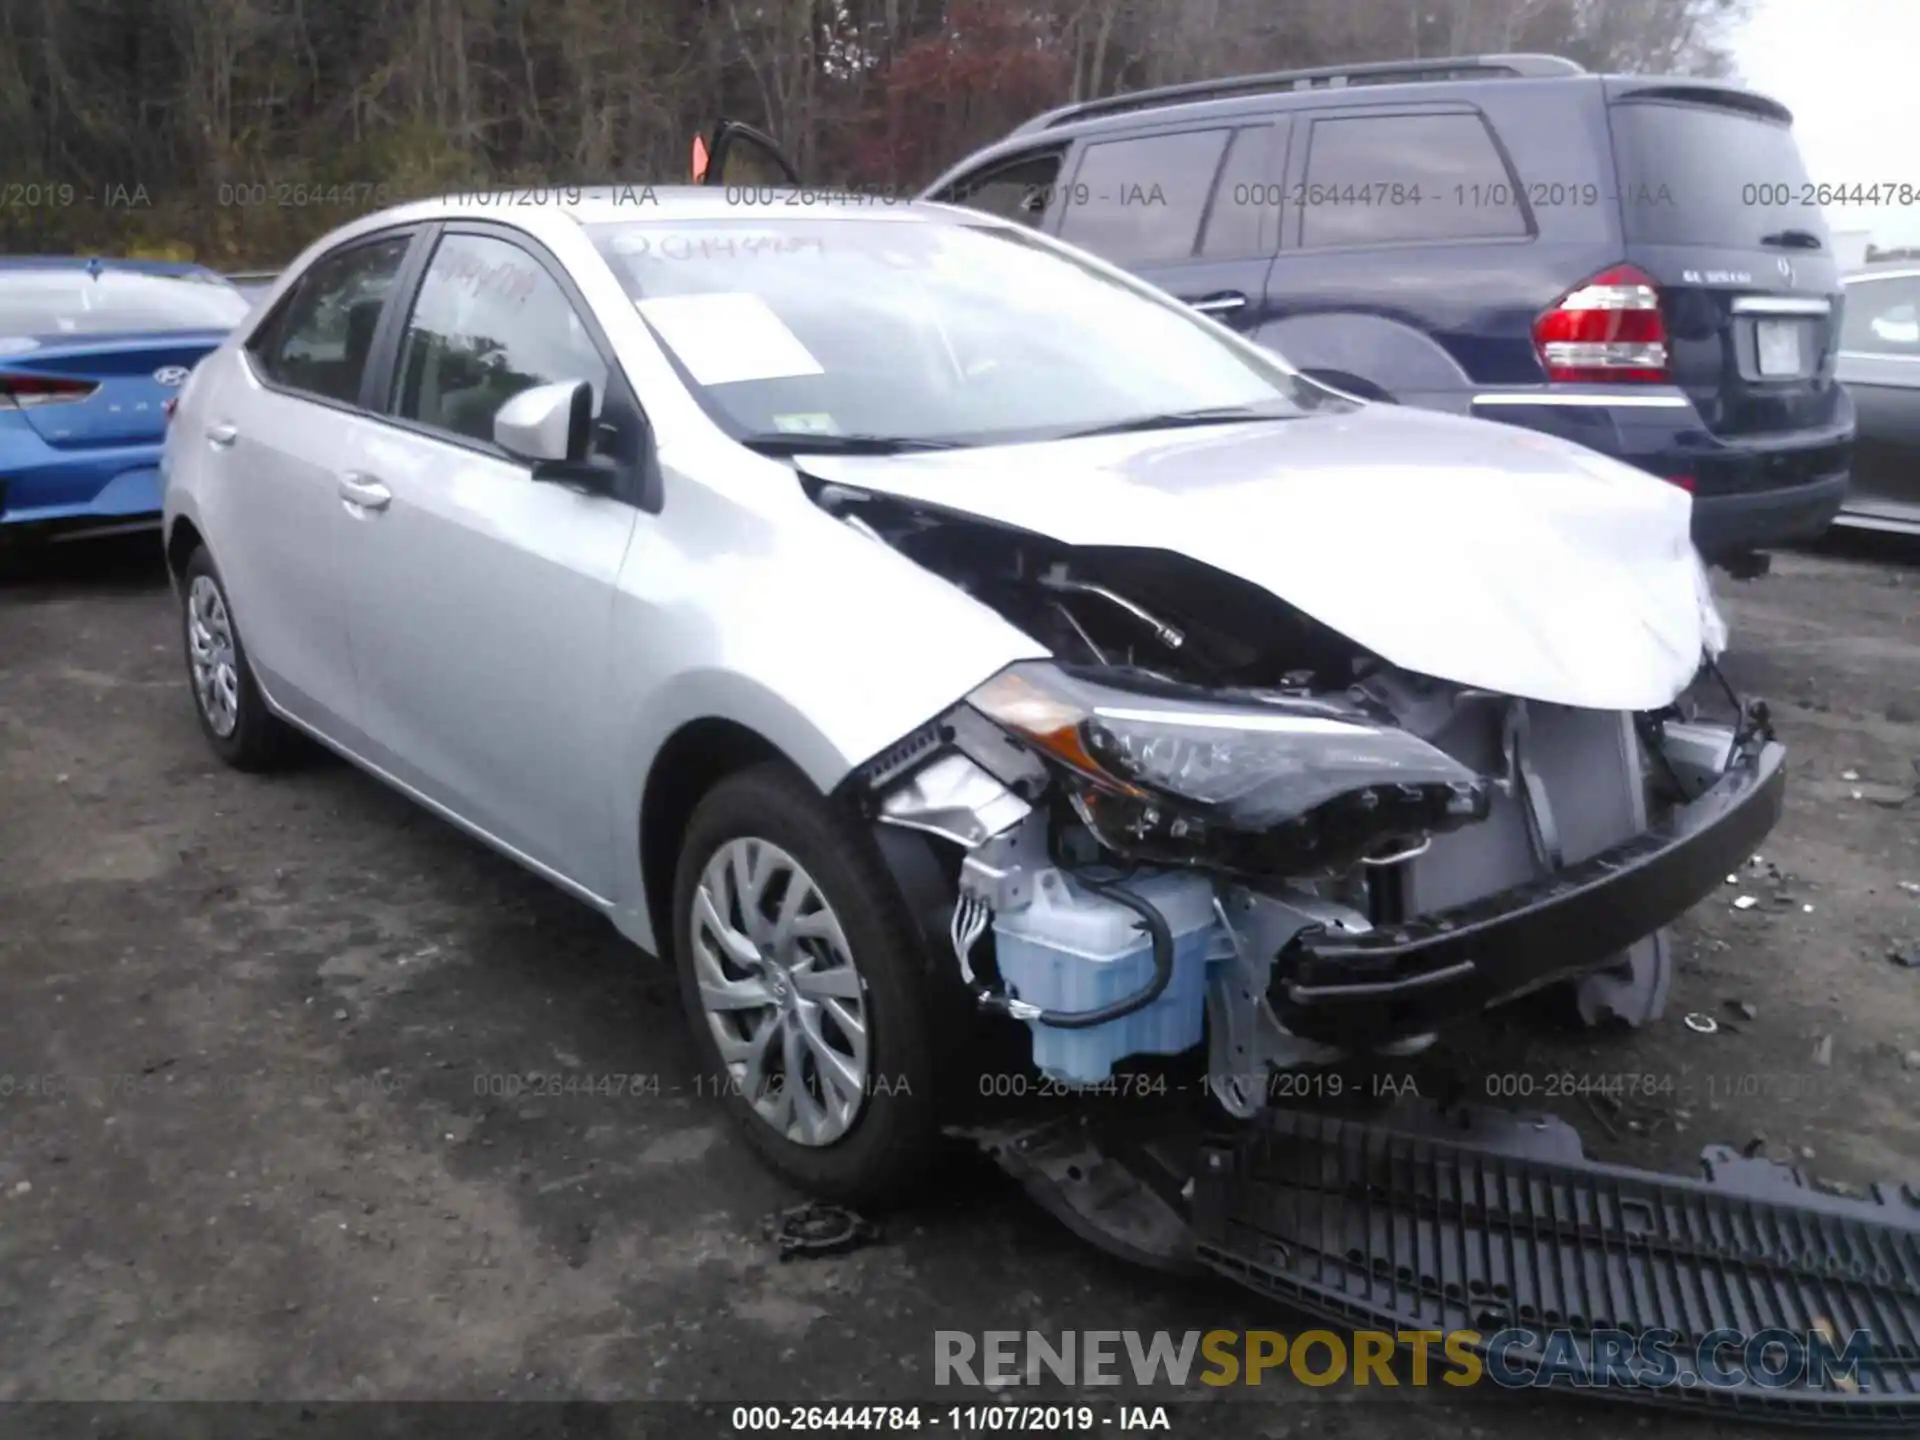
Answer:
(0, 373, 100, 409)
(163, 397, 178, 422)
(1532, 264, 1671, 384)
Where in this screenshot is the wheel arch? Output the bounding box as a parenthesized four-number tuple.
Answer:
(636, 717, 806, 961)
(164, 514, 205, 590)
(632, 711, 963, 979)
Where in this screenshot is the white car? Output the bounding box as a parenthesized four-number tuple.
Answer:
(162, 188, 1784, 1204)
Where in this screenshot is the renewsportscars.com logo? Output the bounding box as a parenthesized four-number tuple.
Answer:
(935, 1325, 1872, 1392)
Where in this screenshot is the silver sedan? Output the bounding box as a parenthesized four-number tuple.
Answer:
(162, 189, 1779, 1204)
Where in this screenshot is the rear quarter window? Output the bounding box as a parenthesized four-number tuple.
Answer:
(1609, 96, 1827, 249)
(1297, 112, 1527, 247)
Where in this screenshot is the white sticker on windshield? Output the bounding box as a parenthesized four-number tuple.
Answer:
(772, 412, 840, 434)
(634, 292, 823, 386)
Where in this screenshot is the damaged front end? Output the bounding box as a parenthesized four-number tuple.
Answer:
(817, 491, 1920, 1426)
(828, 481, 1783, 1114)
(803, 472, 1920, 1427)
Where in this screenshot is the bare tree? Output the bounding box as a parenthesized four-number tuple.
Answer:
(0, 0, 1750, 260)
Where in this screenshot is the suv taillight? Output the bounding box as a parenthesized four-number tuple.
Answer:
(0, 373, 99, 409)
(1532, 264, 1670, 384)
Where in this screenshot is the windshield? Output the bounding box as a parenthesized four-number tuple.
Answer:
(588, 215, 1344, 447)
(0, 269, 253, 339)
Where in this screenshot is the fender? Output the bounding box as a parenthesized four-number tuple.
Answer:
(603, 457, 1048, 951)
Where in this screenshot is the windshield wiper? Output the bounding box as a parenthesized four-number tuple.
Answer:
(1057, 405, 1292, 440)
(1759, 229, 1824, 250)
(736, 432, 966, 456)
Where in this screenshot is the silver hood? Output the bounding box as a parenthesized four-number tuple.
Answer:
(797, 404, 1725, 713)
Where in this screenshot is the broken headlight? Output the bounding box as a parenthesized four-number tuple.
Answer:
(965, 661, 1493, 875)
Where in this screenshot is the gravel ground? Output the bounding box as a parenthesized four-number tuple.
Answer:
(1, 531, 1916, 1439)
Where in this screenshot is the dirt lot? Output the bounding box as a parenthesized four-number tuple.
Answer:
(1, 532, 1916, 1438)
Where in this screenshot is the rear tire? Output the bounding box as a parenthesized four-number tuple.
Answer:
(671, 762, 941, 1207)
(180, 544, 294, 771)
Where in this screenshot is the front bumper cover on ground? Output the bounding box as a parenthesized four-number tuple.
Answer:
(1273, 735, 1787, 1047)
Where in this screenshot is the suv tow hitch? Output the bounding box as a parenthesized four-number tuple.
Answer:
(956, 1100, 1920, 1428)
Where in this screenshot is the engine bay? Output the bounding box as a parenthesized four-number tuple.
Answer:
(817, 480, 1751, 1108)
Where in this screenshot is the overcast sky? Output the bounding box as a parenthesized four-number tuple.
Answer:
(1731, 0, 1920, 248)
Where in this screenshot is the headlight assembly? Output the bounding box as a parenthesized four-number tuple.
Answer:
(965, 662, 1493, 875)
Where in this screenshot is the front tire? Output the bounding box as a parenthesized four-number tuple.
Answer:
(180, 544, 294, 771)
(671, 762, 940, 1206)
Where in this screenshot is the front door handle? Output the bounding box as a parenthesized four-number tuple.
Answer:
(206, 423, 238, 448)
(338, 473, 392, 513)
(1191, 293, 1248, 316)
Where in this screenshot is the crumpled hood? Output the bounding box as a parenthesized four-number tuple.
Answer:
(797, 404, 1725, 712)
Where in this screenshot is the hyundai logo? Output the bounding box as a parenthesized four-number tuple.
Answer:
(1777, 257, 1794, 283)
(153, 365, 191, 387)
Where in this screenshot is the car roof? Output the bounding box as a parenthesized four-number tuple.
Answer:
(387, 185, 948, 225)
(926, 57, 1791, 188)
(311, 185, 961, 249)
(0, 256, 225, 279)
(261, 187, 990, 296)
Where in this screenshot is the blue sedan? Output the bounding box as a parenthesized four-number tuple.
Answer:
(1, 257, 255, 541)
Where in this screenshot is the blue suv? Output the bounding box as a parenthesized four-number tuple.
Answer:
(705, 54, 1853, 570)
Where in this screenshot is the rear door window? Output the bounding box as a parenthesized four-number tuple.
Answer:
(249, 234, 411, 405)
(1297, 111, 1526, 247)
(1610, 96, 1826, 249)
(1056, 128, 1233, 264)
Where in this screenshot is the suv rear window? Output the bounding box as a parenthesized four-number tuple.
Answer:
(1610, 96, 1827, 250)
(0, 269, 251, 337)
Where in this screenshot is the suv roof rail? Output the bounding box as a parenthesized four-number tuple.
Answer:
(1010, 53, 1585, 135)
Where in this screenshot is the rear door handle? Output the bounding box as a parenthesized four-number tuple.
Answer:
(338, 473, 392, 513)
(1191, 293, 1248, 316)
(206, 423, 238, 448)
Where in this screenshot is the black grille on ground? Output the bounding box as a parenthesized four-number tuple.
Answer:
(1193, 1106, 1920, 1427)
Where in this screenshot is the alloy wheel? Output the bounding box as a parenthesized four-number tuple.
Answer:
(690, 837, 871, 1146)
(186, 574, 240, 738)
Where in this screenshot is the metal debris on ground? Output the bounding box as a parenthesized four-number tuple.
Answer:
(1732, 895, 1759, 911)
(1682, 1012, 1719, 1035)
(1813, 1034, 1835, 1068)
(1727, 999, 1758, 1021)
(1888, 946, 1920, 969)
(762, 1201, 879, 1260)
(1843, 770, 1861, 782)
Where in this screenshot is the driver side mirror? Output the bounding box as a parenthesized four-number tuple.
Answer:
(495, 380, 612, 493)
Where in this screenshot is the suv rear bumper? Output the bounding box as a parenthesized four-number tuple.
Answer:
(1273, 734, 1786, 1048)
(1691, 467, 1848, 556)
(1467, 391, 1852, 557)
